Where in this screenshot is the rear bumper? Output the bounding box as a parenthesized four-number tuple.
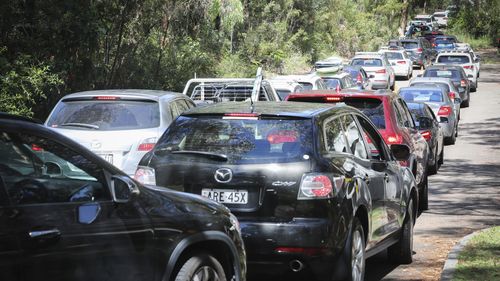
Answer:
(439, 120, 454, 137)
(371, 80, 389, 89)
(240, 218, 347, 281)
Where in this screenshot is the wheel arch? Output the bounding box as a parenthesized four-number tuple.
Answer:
(354, 204, 370, 245)
(163, 230, 243, 281)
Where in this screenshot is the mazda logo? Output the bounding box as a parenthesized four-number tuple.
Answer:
(214, 168, 233, 183)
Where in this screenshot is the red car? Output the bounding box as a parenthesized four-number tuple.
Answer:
(287, 89, 430, 211)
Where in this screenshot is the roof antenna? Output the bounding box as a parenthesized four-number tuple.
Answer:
(250, 67, 263, 112)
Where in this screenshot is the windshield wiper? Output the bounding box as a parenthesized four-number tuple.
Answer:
(60, 123, 100, 129)
(171, 150, 228, 161)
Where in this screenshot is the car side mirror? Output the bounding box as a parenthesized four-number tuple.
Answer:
(391, 62, 396, 66)
(417, 117, 432, 129)
(467, 74, 473, 78)
(417, 74, 422, 77)
(369, 74, 375, 78)
(43, 161, 62, 177)
(390, 144, 410, 161)
(111, 175, 140, 203)
(78, 202, 101, 224)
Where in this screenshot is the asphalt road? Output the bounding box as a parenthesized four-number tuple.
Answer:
(366, 63, 500, 281)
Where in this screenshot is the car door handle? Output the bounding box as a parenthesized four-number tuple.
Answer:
(353, 175, 370, 184)
(29, 228, 61, 239)
(384, 174, 390, 182)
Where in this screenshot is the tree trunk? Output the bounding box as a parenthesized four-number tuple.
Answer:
(399, 0, 410, 37)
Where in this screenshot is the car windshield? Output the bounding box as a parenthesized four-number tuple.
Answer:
(351, 58, 382, 67)
(424, 69, 461, 79)
(323, 78, 341, 89)
(437, 55, 470, 64)
(276, 89, 291, 100)
(400, 89, 444, 103)
(343, 98, 386, 129)
(46, 99, 160, 131)
(155, 116, 313, 164)
(401, 42, 419, 49)
(385, 52, 404, 60)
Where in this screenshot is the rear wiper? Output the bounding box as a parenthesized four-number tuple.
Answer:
(171, 150, 228, 161)
(60, 123, 100, 129)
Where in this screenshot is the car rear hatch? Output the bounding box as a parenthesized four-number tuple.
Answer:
(148, 114, 316, 220)
(45, 96, 162, 171)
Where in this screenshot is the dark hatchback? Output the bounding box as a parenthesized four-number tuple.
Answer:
(422, 64, 470, 107)
(137, 102, 418, 281)
(0, 113, 245, 281)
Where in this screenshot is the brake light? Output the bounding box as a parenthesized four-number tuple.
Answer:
(432, 43, 436, 47)
(31, 144, 43, 151)
(463, 65, 473, 69)
(376, 69, 386, 74)
(94, 96, 119, 100)
(421, 130, 432, 141)
(223, 113, 259, 120)
(325, 96, 343, 102)
(298, 174, 343, 199)
(267, 130, 298, 144)
(417, 48, 423, 52)
(134, 166, 156, 185)
(448, 92, 456, 100)
(460, 79, 468, 87)
(438, 105, 452, 117)
(138, 137, 157, 151)
(386, 134, 403, 145)
(397, 61, 407, 64)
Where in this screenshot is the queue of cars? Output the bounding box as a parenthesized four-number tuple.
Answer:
(0, 7, 480, 281)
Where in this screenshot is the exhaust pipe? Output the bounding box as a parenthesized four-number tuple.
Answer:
(289, 259, 305, 272)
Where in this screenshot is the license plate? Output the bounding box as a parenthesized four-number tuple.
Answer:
(97, 153, 113, 164)
(201, 189, 248, 204)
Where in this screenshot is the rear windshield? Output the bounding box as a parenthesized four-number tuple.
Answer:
(399, 89, 443, 103)
(345, 69, 360, 80)
(46, 100, 160, 130)
(424, 69, 461, 79)
(155, 116, 313, 164)
(435, 41, 455, 48)
(434, 13, 446, 18)
(437, 55, 470, 64)
(385, 52, 404, 60)
(343, 98, 386, 129)
(351, 58, 382, 67)
(322, 78, 341, 89)
(298, 82, 313, 91)
(411, 82, 450, 92)
(401, 42, 419, 49)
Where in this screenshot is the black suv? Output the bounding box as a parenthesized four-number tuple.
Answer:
(137, 102, 419, 281)
(422, 64, 471, 107)
(0, 113, 245, 281)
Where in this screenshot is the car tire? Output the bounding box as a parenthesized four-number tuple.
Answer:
(445, 129, 456, 145)
(462, 95, 470, 108)
(428, 148, 438, 175)
(438, 148, 444, 166)
(388, 198, 414, 264)
(342, 217, 365, 281)
(418, 172, 429, 212)
(174, 253, 227, 281)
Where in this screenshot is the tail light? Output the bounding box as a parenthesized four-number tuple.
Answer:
(397, 61, 407, 64)
(134, 166, 156, 185)
(416, 48, 423, 52)
(31, 144, 44, 151)
(376, 69, 386, 74)
(297, 174, 344, 200)
(325, 96, 343, 102)
(463, 65, 473, 69)
(386, 134, 403, 145)
(448, 92, 456, 100)
(421, 130, 432, 141)
(432, 43, 436, 47)
(138, 137, 157, 151)
(460, 79, 468, 87)
(438, 105, 452, 117)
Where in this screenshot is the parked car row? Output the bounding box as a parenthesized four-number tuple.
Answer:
(0, 8, 480, 281)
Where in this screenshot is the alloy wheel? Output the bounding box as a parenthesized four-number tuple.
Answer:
(351, 229, 365, 281)
(191, 266, 221, 281)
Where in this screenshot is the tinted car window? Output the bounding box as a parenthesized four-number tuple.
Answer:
(400, 88, 444, 102)
(324, 117, 348, 153)
(351, 59, 383, 67)
(343, 115, 368, 159)
(343, 98, 386, 129)
(437, 55, 470, 64)
(424, 69, 461, 79)
(298, 82, 314, 91)
(401, 42, 419, 49)
(156, 116, 313, 164)
(47, 100, 160, 130)
(0, 131, 109, 205)
(411, 82, 450, 92)
(276, 89, 291, 100)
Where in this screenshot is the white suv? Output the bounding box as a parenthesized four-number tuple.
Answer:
(435, 51, 479, 92)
